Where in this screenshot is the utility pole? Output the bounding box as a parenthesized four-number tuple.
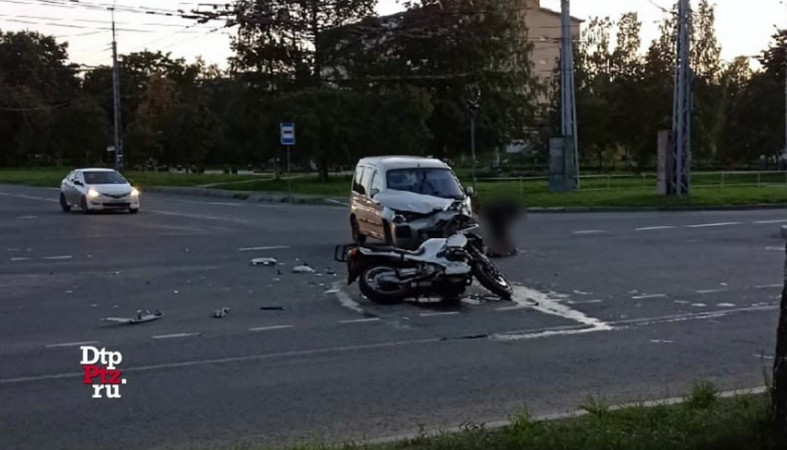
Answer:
(670, 0, 692, 196)
(560, 0, 579, 189)
(111, 6, 124, 171)
(466, 84, 481, 193)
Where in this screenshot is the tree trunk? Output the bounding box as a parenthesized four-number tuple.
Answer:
(772, 239, 787, 432)
(318, 154, 329, 182)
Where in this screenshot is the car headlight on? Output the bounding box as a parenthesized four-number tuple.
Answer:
(130, 187, 139, 197)
(87, 188, 100, 199)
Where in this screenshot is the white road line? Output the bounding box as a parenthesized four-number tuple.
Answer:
(636, 226, 676, 231)
(755, 284, 782, 289)
(754, 220, 787, 224)
(45, 340, 98, 348)
(685, 222, 742, 228)
(0, 192, 58, 202)
(10, 257, 32, 262)
(146, 209, 250, 224)
(332, 283, 367, 315)
(249, 325, 294, 332)
(152, 333, 200, 339)
(632, 294, 667, 300)
(753, 354, 775, 360)
(0, 337, 444, 385)
(566, 299, 604, 305)
(766, 247, 784, 252)
(16, 215, 38, 219)
(696, 289, 726, 294)
(238, 245, 290, 252)
(572, 230, 606, 235)
(339, 318, 381, 324)
(42, 255, 73, 261)
(419, 311, 460, 317)
(207, 202, 242, 206)
(496, 305, 528, 311)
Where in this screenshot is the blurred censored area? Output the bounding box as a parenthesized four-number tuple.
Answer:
(473, 197, 522, 258)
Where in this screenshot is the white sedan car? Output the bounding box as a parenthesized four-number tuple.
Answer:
(60, 168, 140, 214)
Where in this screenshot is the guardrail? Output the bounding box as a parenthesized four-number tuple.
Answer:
(477, 171, 787, 193)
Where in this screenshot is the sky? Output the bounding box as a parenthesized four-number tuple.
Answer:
(1, 0, 786, 69)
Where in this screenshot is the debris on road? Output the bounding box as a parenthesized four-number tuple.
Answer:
(325, 269, 336, 276)
(213, 307, 231, 318)
(173, 290, 179, 295)
(102, 309, 162, 325)
(251, 257, 278, 267)
(260, 306, 285, 311)
(292, 264, 315, 274)
(324, 289, 340, 294)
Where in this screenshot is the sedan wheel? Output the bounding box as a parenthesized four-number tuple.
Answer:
(80, 196, 91, 214)
(59, 193, 71, 212)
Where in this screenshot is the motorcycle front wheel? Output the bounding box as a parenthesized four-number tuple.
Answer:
(359, 266, 412, 304)
(472, 256, 513, 300)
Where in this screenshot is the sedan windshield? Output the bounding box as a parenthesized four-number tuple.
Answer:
(386, 168, 464, 199)
(83, 171, 127, 185)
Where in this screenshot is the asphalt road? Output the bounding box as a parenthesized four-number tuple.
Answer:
(0, 184, 784, 450)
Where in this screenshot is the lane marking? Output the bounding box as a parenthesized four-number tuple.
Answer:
(146, 209, 250, 224)
(636, 226, 676, 231)
(494, 286, 612, 341)
(754, 354, 775, 360)
(696, 289, 726, 295)
(249, 325, 294, 332)
(632, 294, 667, 300)
(151, 333, 200, 340)
(685, 222, 742, 228)
(2, 306, 778, 386)
(332, 283, 367, 315)
(10, 257, 32, 262)
(753, 220, 787, 224)
(339, 318, 381, 324)
(572, 230, 606, 235)
(42, 255, 73, 261)
(419, 311, 460, 317)
(45, 340, 98, 348)
(238, 245, 290, 252)
(0, 192, 58, 203)
(207, 202, 242, 206)
(755, 284, 782, 289)
(16, 215, 38, 219)
(766, 247, 784, 252)
(496, 305, 528, 311)
(566, 299, 604, 305)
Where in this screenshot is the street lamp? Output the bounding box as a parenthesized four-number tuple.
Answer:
(466, 84, 481, 192)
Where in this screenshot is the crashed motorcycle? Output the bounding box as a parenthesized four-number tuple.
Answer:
(335, 214, 513, 304)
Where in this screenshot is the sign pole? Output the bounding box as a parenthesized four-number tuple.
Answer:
(287, 145, 292, 198)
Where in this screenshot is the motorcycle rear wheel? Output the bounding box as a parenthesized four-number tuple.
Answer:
(359, 266, 411, 304)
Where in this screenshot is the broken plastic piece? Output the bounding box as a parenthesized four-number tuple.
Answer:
(102, 309, 162, 325)
(251, 257, 278, 266)
(213, 307, 231, 318)
(259, 306, 285, 311)
(292, 264, 315, 274)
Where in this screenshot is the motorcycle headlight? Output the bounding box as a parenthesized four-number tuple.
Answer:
(87, 188, 100, 199)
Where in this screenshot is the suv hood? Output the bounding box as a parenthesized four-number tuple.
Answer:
(375, 190, 457, 214)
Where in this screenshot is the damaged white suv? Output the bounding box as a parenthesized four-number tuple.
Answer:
(350, 156, 474, 249)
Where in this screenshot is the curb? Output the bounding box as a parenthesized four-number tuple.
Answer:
(142, 186, 348, 206)
(525, 204, 787, 213)
(142, 186, 787, 212)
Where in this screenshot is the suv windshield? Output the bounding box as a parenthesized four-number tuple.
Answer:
(386, 168, 464, 199)
(83, 171, 127, 185)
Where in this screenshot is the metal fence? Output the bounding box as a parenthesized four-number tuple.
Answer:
(477, 171, 787, 194)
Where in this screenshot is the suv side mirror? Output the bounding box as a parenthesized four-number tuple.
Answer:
(369, 188, 380, 198)
(465, 186, 475, 196)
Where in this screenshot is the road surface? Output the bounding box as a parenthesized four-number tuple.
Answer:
(0, 184, 782, 450)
